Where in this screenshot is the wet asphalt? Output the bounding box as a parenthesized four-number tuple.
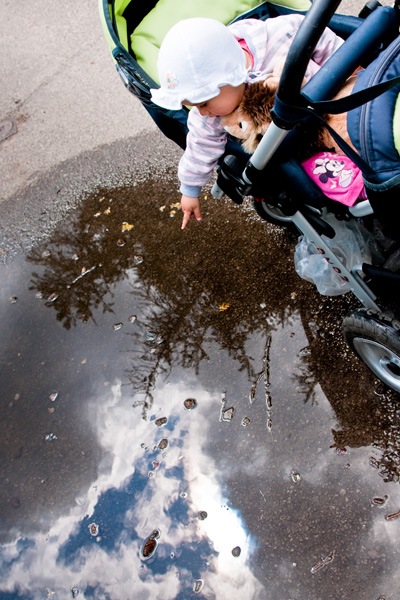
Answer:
(2, 0, 400, 598)
(1, 163, 400, 599)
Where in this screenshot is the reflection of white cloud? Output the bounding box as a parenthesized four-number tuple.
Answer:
(0, 375, 264, 599)
(177, 387, 263, 599)
(84, 380, 146, 514)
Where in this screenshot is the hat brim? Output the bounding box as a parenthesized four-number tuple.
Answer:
(150, 85, 222, 111)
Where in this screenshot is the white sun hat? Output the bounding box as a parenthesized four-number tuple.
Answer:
(150, 18, 248, 111)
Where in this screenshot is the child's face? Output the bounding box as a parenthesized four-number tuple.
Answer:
(184, 84, 245, 118)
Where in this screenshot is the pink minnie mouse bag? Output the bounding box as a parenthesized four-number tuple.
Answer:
(302, 152, 367, 206)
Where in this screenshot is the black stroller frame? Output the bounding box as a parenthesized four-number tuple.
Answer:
(101, 0, 400, 394)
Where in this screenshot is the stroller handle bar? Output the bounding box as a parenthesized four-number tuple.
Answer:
(243, 0, 399, 174)
(275, 0, 342, 113)
(231, 0, 346, 184)
(242, 0, 344, 177)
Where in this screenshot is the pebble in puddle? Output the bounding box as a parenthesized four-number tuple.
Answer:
(142, 529, 160, 559)
(193, 580, 203, 594)
(184, 398, 197, 410)
(89, 523, 99, 536)
(158, 438, 168, 450)
(372, 495, 388, 506)
(222, 407, 234, 421)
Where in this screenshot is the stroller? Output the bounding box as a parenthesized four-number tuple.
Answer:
(100, 0, 400, 394)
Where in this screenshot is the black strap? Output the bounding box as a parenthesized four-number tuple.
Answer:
(303, 108, 375, 177)
(296, 73, 400, 177)
(303, 75, 400, 115)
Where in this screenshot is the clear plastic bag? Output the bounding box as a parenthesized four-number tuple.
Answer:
(294, 212, 373, 296)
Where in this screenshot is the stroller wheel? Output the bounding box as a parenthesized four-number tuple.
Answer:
(342, 308, 400, 393)
(252, 197, 297, 230)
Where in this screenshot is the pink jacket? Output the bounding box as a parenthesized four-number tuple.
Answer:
(178, 14, 344, 197)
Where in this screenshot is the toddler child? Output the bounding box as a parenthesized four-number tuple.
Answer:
(151, 15, 344, 229)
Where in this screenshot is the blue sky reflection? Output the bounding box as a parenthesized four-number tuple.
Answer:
(0, 377, 260, 599)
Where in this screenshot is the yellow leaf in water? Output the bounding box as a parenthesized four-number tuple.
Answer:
(121, 222, 134, 232)
(104, 208, 111, 215)
(170, 202, 181, 209)
(219, 303, 230, 312)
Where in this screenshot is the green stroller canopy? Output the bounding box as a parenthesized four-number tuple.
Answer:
(101, 0, 312, 84)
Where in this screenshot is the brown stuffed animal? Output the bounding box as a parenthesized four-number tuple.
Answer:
(221, 75, 357, 159)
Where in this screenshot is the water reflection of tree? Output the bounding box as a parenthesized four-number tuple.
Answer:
(27, 196, 135, 330)
(125, 196, 300, 409)
(293, 286, 400, 483)
(27, 181, 301, 404)
(27, 179, 400, 481)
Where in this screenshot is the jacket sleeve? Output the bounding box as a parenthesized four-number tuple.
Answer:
(178, 108, 228, 197)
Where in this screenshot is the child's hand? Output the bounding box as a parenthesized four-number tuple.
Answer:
(181, 195, 202, 230)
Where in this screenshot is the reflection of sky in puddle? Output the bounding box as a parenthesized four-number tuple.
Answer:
(1, 185, 400, 599)
(0, 375, 261, 599)
(2, 315, 400, 599)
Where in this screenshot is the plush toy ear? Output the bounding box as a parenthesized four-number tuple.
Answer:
(263, 75, 280, 92)
(263, 57, 309, 92)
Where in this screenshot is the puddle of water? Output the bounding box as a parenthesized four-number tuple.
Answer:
(1, 183, 400, 599)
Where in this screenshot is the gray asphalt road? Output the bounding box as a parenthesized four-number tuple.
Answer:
(0, 0, 186, 259)
(0, 0, 158, 203)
